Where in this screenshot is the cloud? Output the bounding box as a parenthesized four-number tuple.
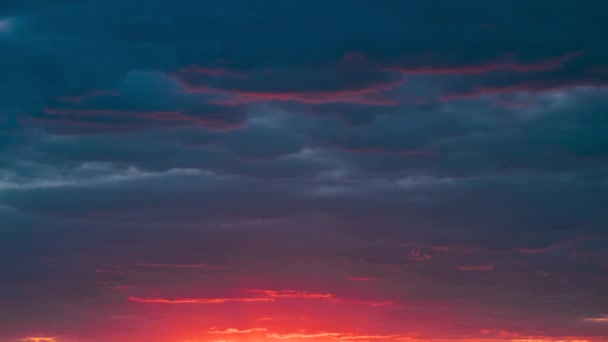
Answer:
(0, 163, 206, 190)
(209, 328, 267, 334)
(266, 332, 342, 339)
(127, 289, 391, 307)
(127, 296, 273, 304)
(387, 51, 583, 75)
(580, 316, 608, 324)
(456, 265, 495, 271)
(1, 1, 608, 342)
(245, 289, 334, 300)
(134, 263, 223, 270)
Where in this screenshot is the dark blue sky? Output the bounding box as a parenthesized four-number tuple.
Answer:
(1, 1, 608, 341)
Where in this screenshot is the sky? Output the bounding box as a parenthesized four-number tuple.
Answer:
(1, 1, 608, 341)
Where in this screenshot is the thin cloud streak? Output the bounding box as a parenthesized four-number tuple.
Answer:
(128, 289, 392, 306)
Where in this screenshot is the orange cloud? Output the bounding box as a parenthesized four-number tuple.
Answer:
(267, 332, 343, 339)
(18, 338, 57, 342)
(580, 315, 608, 323)
(210, 328, 268, 334)
(128, 288, 392, 306)
(245, 289, 334, 299)
(193, 327, 605, 342)
(245, 289, 392, 306)
(207, 329, 412, 342)
(334, 334, 403, 340)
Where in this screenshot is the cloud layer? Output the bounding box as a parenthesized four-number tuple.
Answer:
(1, 1, 608, 342)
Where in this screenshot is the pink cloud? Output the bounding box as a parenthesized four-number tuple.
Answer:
(179, 80, 404, 106)
(128, 296, 274, 304)
(128, 289, 392, 306)
(456, 265, 495, 271)
(408, 249, 432, 261)
(135, 262, 224, 270)
(347, 277, 372, 281)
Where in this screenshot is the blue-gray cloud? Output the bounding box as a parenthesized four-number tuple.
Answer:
(1, 1, 608, 341)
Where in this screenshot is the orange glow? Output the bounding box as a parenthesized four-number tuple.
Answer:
(210, 328, 268, 334)
(245, 289, 335, 299)
(135, 262, 224, 270)
(169, 327, 605, 342)
(127, 289, 393, 306)
(580, 316, 608, 323)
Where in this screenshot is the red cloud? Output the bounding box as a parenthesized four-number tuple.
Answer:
(128, 296, 274, 304)
(245, 289, 334, 299)
(128, 289, 392, 306)
(205, 328, 413, 342)
(456, 265, 495, 271)
(347, 277, 372, 281)
(267, 332, 342, 339)
(135, 262, 224, 270)
(245, 289, 392, 306)
(180, 81, 403, 106)
(210, 328, 268, 334)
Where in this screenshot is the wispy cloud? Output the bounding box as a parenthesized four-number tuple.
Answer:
(456, 265, 495, 271)
(128, 296, 273, 304)
(267, 332, 343, 339)
(580, 315, 608, 323)
(135, 262, 224, 270)
(128, 289, 392, 306)
(206, 328, 412, 342)
(210, 328, 268, 334)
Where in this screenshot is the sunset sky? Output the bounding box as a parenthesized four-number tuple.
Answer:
(1, 1, 608, 342)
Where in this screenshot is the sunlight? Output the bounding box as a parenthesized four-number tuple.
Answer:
(18, 338, 57, 342)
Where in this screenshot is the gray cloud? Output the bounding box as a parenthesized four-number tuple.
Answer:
(1, 1, 608, 341)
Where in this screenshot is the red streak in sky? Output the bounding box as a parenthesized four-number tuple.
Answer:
(245, 289, 334, 299)
(127, 289, 392, 306)
(127, 296, 273, 304)
(347, 277, 372, 281)
(135, 262, 224, 269)
(456, 265, 495, 271)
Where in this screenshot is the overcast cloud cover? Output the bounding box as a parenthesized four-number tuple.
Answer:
(1, 1, 608, 342)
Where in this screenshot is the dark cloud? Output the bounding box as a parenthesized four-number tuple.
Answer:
(1, 1, 608, 341)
